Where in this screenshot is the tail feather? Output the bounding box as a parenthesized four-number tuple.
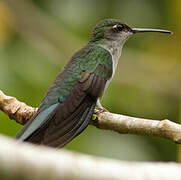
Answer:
(27, 95, 96, 148)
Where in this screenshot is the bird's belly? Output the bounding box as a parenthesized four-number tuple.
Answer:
(104, 54, 119, 91)
(98, 44, 122, 92)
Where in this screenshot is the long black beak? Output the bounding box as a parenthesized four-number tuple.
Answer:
(132, 28, 172, 34)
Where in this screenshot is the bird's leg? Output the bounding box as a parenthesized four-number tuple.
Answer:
(95, 99, 108, 114)
(96, 99, 104, 109)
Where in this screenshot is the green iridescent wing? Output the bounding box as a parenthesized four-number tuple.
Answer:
(16, 45, 112, 148)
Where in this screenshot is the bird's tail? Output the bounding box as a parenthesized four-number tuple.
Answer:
(22, 95, 96, 148)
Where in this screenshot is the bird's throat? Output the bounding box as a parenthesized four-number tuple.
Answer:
(98, 39, 123, 79)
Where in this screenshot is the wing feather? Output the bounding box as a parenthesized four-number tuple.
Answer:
(16, 45, 113, 148)
(15, 103, 59, 140)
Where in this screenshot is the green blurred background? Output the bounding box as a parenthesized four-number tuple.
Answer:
(0, 0, 180, 161)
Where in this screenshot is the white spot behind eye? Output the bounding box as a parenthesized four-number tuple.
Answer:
(113, 24, 124, 32)
(113, 25, 117, 29)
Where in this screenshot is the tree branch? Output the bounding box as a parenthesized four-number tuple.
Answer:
(0, 134, 180, 180)
(1, 89, 181, 143)
(1, 89, 181, 179)
(92, 112, 181, 143)
(0, 90, 37, 125)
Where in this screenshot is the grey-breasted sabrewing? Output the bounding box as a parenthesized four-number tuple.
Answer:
(15, 19, 171, 148)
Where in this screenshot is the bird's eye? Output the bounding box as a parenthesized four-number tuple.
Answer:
(113, 24, 124, 32)
(117, 24, 124, 31)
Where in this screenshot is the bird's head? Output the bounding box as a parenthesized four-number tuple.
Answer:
(89, 19, 171, 48)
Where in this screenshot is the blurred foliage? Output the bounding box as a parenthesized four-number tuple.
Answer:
(0, 0, 180, 161)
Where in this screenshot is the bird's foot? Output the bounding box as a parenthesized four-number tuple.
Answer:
(95, 107, 109, 115)
(95, 99, 109, 115)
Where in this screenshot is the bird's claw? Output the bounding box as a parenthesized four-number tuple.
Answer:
(95, 108, 109, 115)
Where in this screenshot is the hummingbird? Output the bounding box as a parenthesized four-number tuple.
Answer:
(15, 19, 171, 148)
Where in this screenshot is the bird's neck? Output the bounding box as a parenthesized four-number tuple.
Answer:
(98, 39, 123, 59)
(96, 39, 123, 78)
